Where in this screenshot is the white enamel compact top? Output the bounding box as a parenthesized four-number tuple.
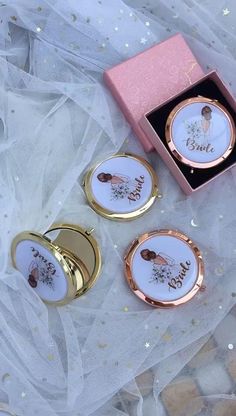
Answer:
(84, 153, 158, 220)
(124, 229, 204, 307)
(13, 235, 70, 303)
(165, 97, 235, 169)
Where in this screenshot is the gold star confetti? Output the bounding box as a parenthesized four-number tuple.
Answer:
(123, 306, 129, 312)
(145, 342, 150, 348)
(162, 332, 172, 342)
(222, 8, 230, 16)
(47, 354, 55, 361)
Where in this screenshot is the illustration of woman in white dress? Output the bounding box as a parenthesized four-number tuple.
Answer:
(97, 172, 132, 200)
(140, 249, 178, 284)
(201, 105, 212, 139)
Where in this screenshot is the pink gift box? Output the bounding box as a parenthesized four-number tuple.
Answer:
(104, 34, 204, 152)
(104, 34, 236, 194)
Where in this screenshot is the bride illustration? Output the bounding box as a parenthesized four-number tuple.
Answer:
(201, 105, 212, 139)
(28, 259, 56, 290)
(97, 172, 132, 200)
(140, 249, 178, 284)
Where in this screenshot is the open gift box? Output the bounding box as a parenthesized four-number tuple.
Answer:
(104, 34, 236, 195)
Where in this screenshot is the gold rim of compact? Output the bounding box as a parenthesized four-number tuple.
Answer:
(11, 224, 101, 306)
(83, 153, 159, 220)
(165, 96, 235, 169)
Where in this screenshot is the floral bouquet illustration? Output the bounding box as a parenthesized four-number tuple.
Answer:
(140, 249, 178, 285)
(28, 259, 56, 290)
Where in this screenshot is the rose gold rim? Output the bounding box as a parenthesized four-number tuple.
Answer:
(165, 97, 236, 169)
(124, 229, 204, 308)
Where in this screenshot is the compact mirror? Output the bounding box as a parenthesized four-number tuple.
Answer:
(124, 229, 204, 308)
(165, 97, 235, 169)
(11, 224, 101, 306)
(83, 153, 159, 221)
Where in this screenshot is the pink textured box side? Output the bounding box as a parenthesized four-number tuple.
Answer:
(104, 34, 204, 152)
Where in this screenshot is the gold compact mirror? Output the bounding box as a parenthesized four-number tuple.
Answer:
(124, 229, 204, 308)
(11, 224, 101, 306)
(165, 96, 235, 169)
(83, 153, 159, 221)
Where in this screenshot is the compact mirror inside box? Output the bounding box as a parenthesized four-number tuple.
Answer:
(142, 77, 236, 190)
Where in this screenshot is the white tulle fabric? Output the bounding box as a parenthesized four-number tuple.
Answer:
(0, 1, 236, 415)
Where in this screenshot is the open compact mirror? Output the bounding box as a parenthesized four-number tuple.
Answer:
(11, 224, 102, 306)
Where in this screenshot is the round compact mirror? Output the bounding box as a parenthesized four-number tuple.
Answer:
(124, 229, 204, 308)
(165, 97, 235, 169)
(83, 153, 158, 220)
(11, 224, 101, 306)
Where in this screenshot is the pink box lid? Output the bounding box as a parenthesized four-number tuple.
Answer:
(104, 34, 204, 152)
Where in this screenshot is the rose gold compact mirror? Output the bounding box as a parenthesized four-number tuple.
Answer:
(165, 97, 235, 169)
(124, 229, 204, 308)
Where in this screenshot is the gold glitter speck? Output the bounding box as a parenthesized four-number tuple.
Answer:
(162, 333, 172, 342)
(123, 306, 129, 312)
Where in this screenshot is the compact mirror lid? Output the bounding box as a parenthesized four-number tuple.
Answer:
(84, 153, 158, 221)
(165, 97, 235, 169)
(124, 229, 204, 308)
